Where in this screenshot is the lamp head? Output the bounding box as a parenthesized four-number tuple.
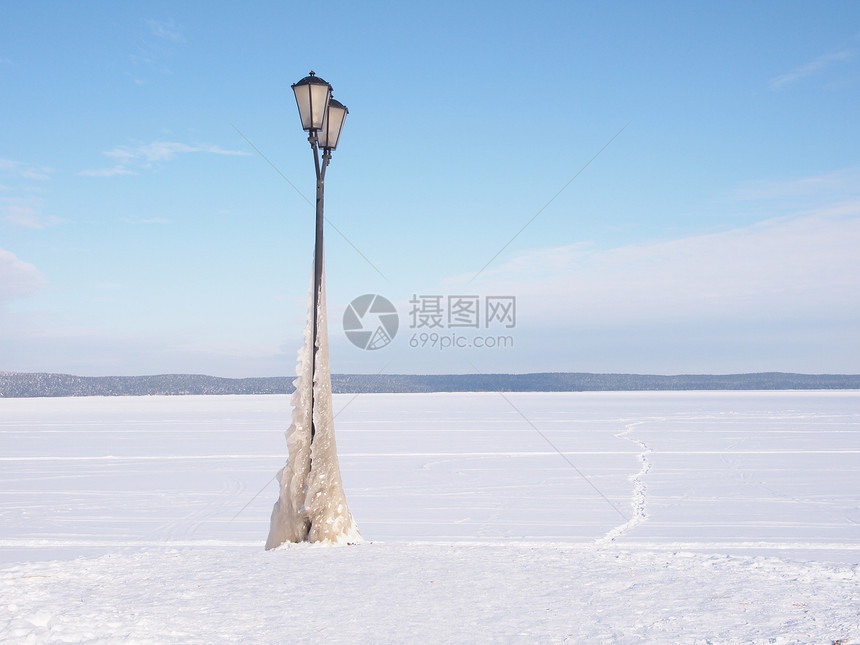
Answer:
(318, 98, 348, 150)
(291, 71, 332, 132)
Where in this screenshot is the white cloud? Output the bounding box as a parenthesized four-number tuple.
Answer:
(146, 19, 185, 44)
(0, 159, 59, 228)
(0, 158, 51, 181)
(424, 169, 860, 373)
(769, 50, 854, 89)
(731, 167, 860, 203)
(77, 165, 137, 178)
(0, 196, 62, 229)
(129, 18, 185, 80)
(0, 248, 45, 306)
(468, 204, 860, 328)
(79, 141, 249, 177)
(106, 141, 247, 163)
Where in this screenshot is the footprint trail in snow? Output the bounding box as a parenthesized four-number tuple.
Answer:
(598, 420, 655, 545)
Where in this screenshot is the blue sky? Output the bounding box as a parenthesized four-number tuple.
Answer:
(2, 1, 859, 377)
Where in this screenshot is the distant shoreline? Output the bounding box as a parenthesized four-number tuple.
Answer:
(1, 371, 859, 397)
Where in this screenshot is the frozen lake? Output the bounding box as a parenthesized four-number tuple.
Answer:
(2, 391, 858, 563)
(2, 391, 860, 643)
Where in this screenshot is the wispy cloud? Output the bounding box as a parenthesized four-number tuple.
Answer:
(146, 19, 185, 44)
(729, 167, 860, 215)
(0, 196, 63, 229)
(769, 50, 854, 89)
(107, 142, 247, 163)
(0, 158, 51, 181)
(0, 248, 45, 307)
(0, 159, 59, 228)
(77, 166, 137, 178)
(130, 18, 186, 81)
(465, 167, 860, 329)
(472, 208, 860, 328)
(79, 141, 249, 177)
(1, 197, 42, 228)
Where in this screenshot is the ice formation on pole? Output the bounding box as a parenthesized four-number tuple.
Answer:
(266, 267, 360, 548)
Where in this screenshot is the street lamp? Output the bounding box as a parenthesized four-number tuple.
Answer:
(291, 71, 349, 443)
(266, 72, 358, 548)
(291, 71, 331, 132)
(317, 98, 348, 150)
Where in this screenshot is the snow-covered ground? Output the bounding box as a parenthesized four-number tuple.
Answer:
(2, 391, 859, 643)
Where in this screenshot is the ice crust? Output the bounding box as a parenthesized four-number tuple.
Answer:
(266, 267, 360, 548)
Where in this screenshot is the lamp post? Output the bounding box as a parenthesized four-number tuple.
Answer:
(266, 72, 358, 548)
(291, 71, 348, 445)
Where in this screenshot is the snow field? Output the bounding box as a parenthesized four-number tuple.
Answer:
(3, 544, 858, 644)
(1, 391, 859, 643)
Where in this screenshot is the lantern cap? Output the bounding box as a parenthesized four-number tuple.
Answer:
(327, 97, 348, 112)
(291, 70, 332, 90)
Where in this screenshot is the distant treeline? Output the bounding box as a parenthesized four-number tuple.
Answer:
(1, 371, 859, 397)
(0, 373, 291, 397)
(332, 372, 860, 393)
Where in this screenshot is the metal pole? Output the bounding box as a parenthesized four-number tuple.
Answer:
(309, 138, 329, 445)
